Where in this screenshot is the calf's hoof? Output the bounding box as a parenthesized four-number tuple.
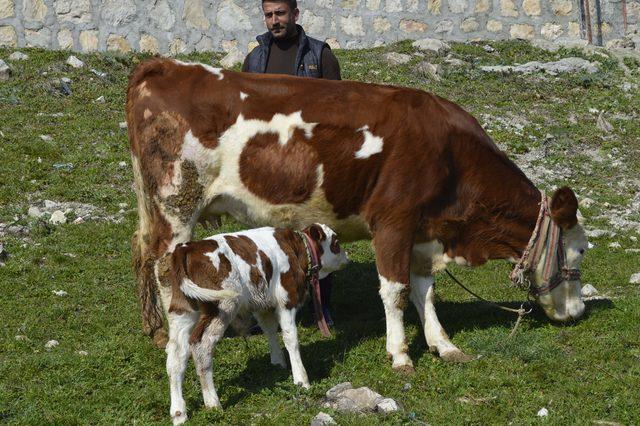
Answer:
(153, 329, 169, 349)
(172, 411, 187, 425)
(440, 349, 476, 363)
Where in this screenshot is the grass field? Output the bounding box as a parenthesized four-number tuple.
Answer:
(1, 40, 639, 425)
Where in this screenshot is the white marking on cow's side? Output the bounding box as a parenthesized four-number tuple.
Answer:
(240, 92, 248, 101)
(355, 125, 384, 159)
(138, 81, 151, 98)
(232, 111, 316, 146)
(173, 60, 224, 80)
(144, 108, 153, 120)
(378, 276, 413, 369)
(157, 159, 183, 199)
(181, 130, 220, 185)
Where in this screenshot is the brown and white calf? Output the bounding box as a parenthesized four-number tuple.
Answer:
(127, 58, 588, 372)
(155, 223, 347, 424)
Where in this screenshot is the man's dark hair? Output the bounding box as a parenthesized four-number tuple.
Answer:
(262, 0, 297, 9)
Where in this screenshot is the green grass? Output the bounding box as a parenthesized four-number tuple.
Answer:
(1, 42, 639, 425)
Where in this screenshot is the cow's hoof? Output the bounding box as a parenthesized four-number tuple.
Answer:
(392, 364, 416, 374)
(153, 329, 169, 349)
(172, 411, 187, 425)
(440, 349, 476, 363)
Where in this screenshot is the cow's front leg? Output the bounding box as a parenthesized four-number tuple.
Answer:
(409, 273, 475, 362)
(373, 227, 415, 372)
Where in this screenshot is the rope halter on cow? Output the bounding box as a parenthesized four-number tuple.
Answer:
(510, 191, 581, 296)
(296, 230, 332, 338)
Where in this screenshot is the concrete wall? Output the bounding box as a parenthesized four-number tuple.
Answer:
(0, 0, 634, 54)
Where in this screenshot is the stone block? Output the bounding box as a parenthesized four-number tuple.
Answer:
(23, 0, 48, 22)
(510, 23, 535, 40)
(400, 19, 428, 33)
(58, 28, 74, 49)
(107, 34, 131, 52)
(139, 34, 159, 53)
(0, 0, 14, 19)
(373, 17, 391, 33)
(79, 30, 98, 52)
(0, 25, 17, 47)
(184, 0, 210, 30)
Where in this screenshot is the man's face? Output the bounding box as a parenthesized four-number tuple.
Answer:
(262, 1, 299, 39)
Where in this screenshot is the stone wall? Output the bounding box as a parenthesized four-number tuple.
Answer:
(0, 0, 634, 54)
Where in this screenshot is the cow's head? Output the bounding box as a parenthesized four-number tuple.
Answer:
(531, 187, 588, 322)
(304, 223, 349, 279)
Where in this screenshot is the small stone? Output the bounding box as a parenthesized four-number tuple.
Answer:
(310, 412, 336, 426)
(9, 51, 29, 61)
(483, 44, 495, 52)
(66, 55, 85, 68)
(45, 340, 59, 349)
(581, 284, 599, 297)
(39, 134, 53, 142)
(118, 203, 128, 209)
(50, 210, 67, 225)
(630, 273, 640, 284)
(90, 68, 107, 78)
(15, 335, 28, 341)
(538, 407, 549, 417)
(95, 96, 106, 103)
(61, 77, 72, 84)
(383, 52, 412, 65)
(76, 350, 89, 356)
(608, 242, 621, 248)
(53, 290, 68, 297)
(119, 122, 128, 130)
(579, 197, 595, 208)
(402, 382, 412, 391)
(585, 229, 612, 238)
(0, 59, 10, 81)
(44, 200, 57, 209)
(28, 206, 43, 218)
(412, 38, 450, 54)
(73, 217, 85, 224)
(376, 398, 400, 413)
(414, 61, 442, 81)
(597, 112, 613, 133)
(118, 161, 127, 168)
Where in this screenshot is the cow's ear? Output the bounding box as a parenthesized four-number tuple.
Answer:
(550, 187, 578, 230)
(306, 223, 326, 242)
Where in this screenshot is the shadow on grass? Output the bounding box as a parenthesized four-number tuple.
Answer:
(218, 261, 615, 406)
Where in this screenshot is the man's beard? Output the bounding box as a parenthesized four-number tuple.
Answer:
(270, 22, 296, 39)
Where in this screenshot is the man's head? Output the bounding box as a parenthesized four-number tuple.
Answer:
(262, 1, 299, 40)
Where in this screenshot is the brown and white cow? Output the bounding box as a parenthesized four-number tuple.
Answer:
(127, 58, 588, 371)
(155, 223, 347, 424)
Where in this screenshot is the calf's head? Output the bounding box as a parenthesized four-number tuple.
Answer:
(532, 187, 588, 322)
(304, 223, 349, 279)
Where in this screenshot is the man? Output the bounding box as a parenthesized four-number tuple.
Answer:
(242, 0, 341, 80)
(242, 0, 341, 326)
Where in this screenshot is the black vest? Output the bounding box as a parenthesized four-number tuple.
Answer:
(245, 25, 327, 78)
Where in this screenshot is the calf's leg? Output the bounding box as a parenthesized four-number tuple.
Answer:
(277, 307, 309, 388)
(255, 309, 286, 368)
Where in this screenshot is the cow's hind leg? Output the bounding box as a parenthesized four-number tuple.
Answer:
(373, 226, 415, 372)
(166, 310, 199, 425)
(255, 309, 286, 368)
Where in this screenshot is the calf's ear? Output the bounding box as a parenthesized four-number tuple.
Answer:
(306, 223, 326, 242)
(550, 186, 578, 230)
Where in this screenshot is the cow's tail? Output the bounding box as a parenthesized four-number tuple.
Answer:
(170, 245, 238, 302)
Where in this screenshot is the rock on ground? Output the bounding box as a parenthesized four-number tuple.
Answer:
(310, 412, 336, 426)
(481, 57, 600, 75)
(630, 273, 640, 284)
(45, 340, 59, 349)
(9, 51, 29, 61)
(412, 38, 450, 54)
(384, 52, 412, 65)
(49, 210, 67, 225)
(581, 284, 599, 297)
(66, 55, 84, 68)
(322, 382, 401, 414)
(0, 59, 11, 81)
